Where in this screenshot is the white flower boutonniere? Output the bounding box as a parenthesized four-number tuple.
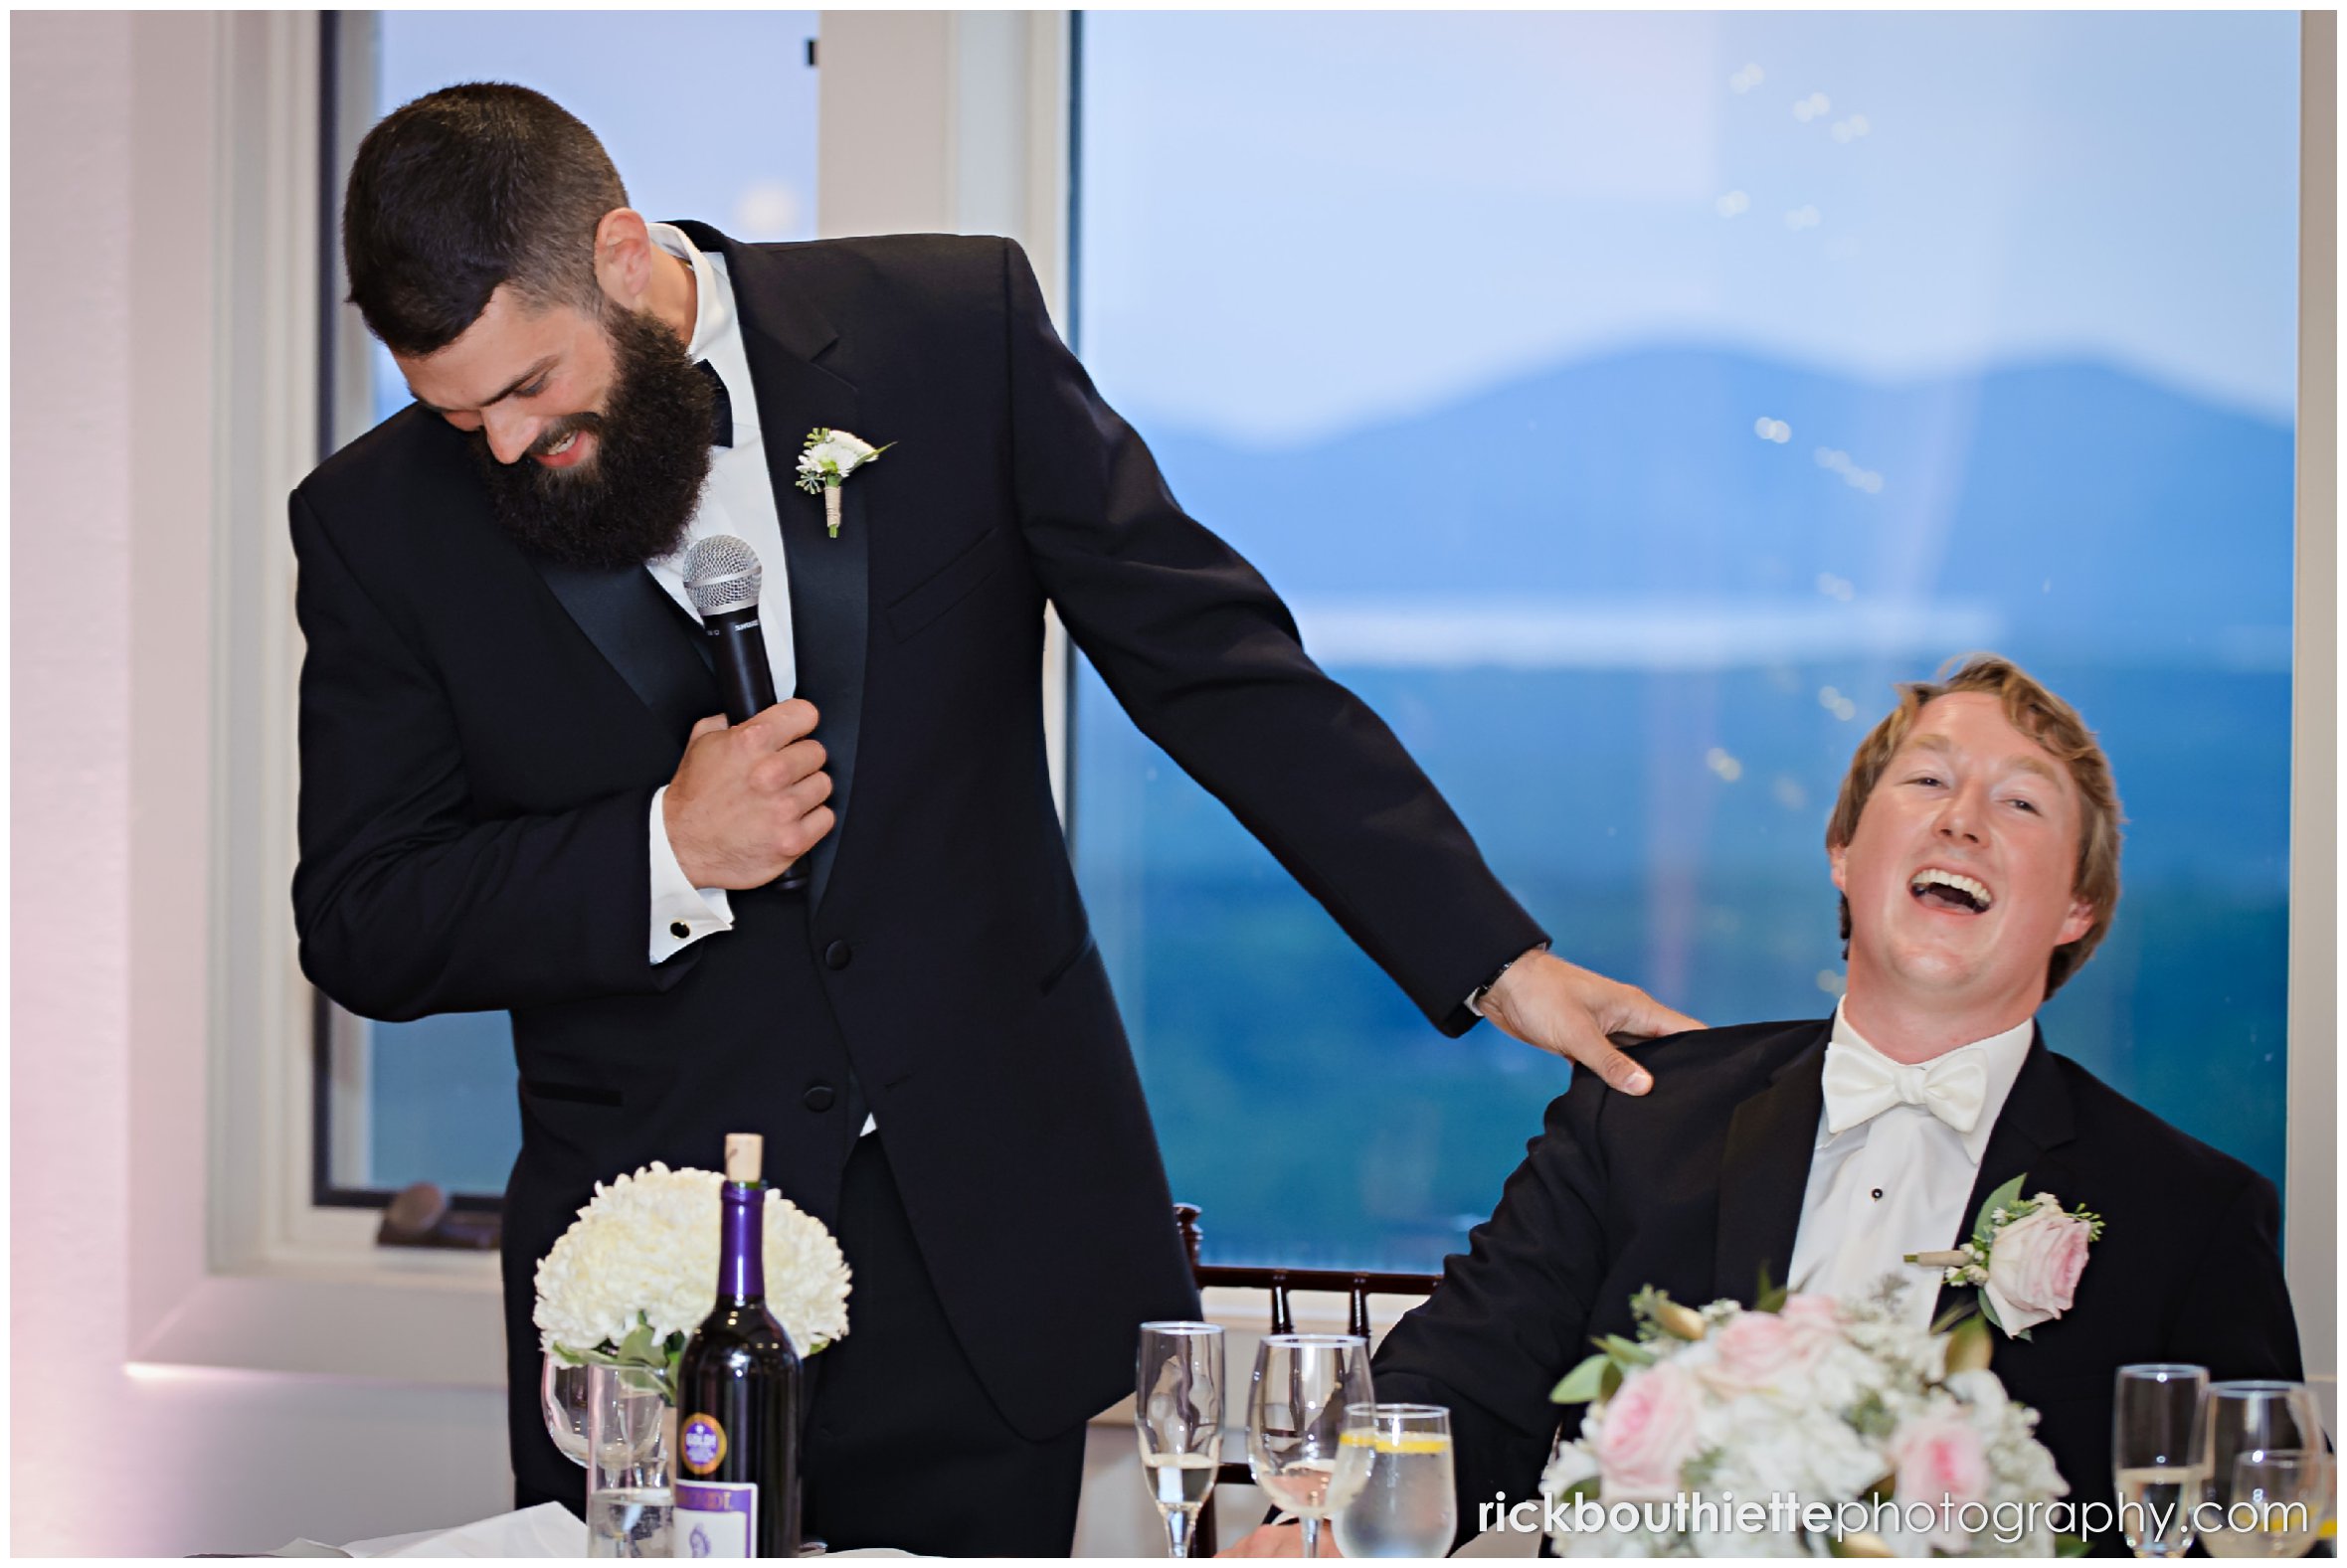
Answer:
(796, 428, 894, 538)
(1907, 1173, 2103, 1340)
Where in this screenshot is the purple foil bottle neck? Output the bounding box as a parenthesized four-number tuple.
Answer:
(719, 1181, 765, 1303)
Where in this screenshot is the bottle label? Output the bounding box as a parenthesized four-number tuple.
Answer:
(680, 1412, 728, 1476)
(673, 1481, 757, 1558)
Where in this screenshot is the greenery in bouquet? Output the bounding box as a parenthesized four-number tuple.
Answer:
(1540, 1282, 2075, 1557)
(533, 1162, 852, 1398)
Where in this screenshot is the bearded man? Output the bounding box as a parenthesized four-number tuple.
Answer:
(293, 83, 1700, 1554)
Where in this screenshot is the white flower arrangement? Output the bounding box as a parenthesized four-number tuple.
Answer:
(795, 428, 894, 538)
(533, 1162, 851, 1395)
(1540, 1283, 2074, 1557)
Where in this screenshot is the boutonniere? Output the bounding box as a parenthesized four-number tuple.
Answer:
(796, 428, 894, 538)
(1907, 1173, 2103, 1340)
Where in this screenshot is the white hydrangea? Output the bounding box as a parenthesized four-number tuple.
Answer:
(533, 1163, 851, 1361)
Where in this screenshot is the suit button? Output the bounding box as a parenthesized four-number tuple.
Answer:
(824, 940, 852, 970)
(804, 1084, 837, 1113)
(669, 921, 690, 940)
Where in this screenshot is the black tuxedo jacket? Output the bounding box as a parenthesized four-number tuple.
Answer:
(290, 229, 1545, 1456)
(1373, 1018, 2303, 1552)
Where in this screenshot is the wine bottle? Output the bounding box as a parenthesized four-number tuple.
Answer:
(674, 1132, 804, 1558)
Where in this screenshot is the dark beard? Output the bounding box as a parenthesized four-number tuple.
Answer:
(468, 305, 717, 571)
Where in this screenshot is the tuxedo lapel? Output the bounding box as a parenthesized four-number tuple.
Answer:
(677, 222, 870, 917)
(1714, 1027, 1830, 1305)
(1931, 1030, 2079, 1324)
(531, 555, 717, 751)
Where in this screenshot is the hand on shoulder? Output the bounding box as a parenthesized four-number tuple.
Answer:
(1482, 949, 1703, 1095)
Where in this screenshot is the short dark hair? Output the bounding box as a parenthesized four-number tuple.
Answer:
(342, 83, 627, 357)
(1826, 653, 2125, 998)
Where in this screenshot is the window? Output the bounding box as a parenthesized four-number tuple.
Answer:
(314, 12, 820, 1208)
(1070, 12, 2299, 1270)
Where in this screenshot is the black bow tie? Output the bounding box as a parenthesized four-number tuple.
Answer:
(695, 360, 734, 448)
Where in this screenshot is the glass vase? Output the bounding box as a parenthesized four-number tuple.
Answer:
(584, 1362, 674, 1558)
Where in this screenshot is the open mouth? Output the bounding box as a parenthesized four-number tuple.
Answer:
(1909, 867, 1992, 914)
(533, 427, 592, 469)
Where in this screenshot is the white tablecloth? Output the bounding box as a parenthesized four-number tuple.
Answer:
(259, 1503, 914, 1558)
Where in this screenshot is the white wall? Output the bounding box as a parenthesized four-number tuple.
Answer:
(10, 14, 513, 1555)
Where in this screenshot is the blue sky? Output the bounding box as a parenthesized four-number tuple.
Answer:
(379, 12, 819, 243)
(372, 12, 2299, 447)
(1078, 11, 2300, 447)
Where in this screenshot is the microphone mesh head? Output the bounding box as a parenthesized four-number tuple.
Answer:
(683, 534, 763, 615)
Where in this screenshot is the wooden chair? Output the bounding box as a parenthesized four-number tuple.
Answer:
(1173, 1204, 1443, 1556)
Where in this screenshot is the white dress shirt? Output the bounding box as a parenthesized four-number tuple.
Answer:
(632, 229, 877, 1139)
(1785, 1002, 2035, 1330)
(639, 223, 796, 966)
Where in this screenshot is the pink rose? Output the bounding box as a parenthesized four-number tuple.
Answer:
(1590, 1362, 1704, 1500)
(1777, 1293, 1842, 1332)
(1985, 1207, 2092, 1333)
(1703, 1308, 1829, 1393)
(1889, 1410, 1992, 1550)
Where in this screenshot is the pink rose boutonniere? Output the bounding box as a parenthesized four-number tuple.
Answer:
(1908, 1173, 2102, 1339)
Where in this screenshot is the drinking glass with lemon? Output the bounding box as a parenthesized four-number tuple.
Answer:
(1332, 1403, 1457, 1558)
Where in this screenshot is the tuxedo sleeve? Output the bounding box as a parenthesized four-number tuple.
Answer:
(1371, 1074, 1613, 1548)
(2163, 1170, 2303, 1381)
(290, 490, 693, 1019)
(998, 239, 1545, 1035)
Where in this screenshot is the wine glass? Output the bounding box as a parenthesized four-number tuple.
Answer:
(1333, 1403, 1457, 1558)
(542, 1352, 594, 1467)
(2199, 1380, 2325, 1558)
(2229, 1453, 2323, 1558)
(1248, 1333, 1373, 1561)
(2113, 1363, 2209, 1557)
(1136, 1321, 1225, 1558)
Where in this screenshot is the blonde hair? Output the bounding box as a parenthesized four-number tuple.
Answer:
(1825, 655, 2124, 997)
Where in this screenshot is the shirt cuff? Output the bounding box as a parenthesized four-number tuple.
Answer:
(1465, 942, 1550, 1018)
(649, 785, 733, 962)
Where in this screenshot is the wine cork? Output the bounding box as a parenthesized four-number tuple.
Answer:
(724, 1132, 763, 1183)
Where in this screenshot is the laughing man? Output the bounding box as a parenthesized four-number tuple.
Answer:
(1238, 655, 2305, 1555)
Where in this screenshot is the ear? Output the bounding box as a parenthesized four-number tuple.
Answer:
(591, 208, 655, 308)
(1827, 839, 1849, 895)
(2056, 896, 2095, 948)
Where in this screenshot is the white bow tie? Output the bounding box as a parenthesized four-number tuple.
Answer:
(1821, 1042, 1989, 1135)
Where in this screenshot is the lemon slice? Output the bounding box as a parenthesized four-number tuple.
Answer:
(1339, 1431, 1453, 1455)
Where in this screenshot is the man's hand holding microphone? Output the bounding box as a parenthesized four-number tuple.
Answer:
(668, 534, 833, 889)
(664, 699, 834, 888)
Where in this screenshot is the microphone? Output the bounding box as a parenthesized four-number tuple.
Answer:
(683, 535, 778, 724)
(683, 535, 810, 895)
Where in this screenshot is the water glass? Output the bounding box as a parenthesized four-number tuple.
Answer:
(1248, 1333, 1374, 1562)
(1137, 1321, 1225, 1558)
(585, 1363, 672, 1559)
(2199, 1379, 2325, 1559)
(2112, 1363, 2209, 1557)
(1333, 1403, 1457, 1558)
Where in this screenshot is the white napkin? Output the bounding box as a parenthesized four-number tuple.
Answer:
(289, 1501, 920, 1558)
(344, 1502, 585, 1558)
